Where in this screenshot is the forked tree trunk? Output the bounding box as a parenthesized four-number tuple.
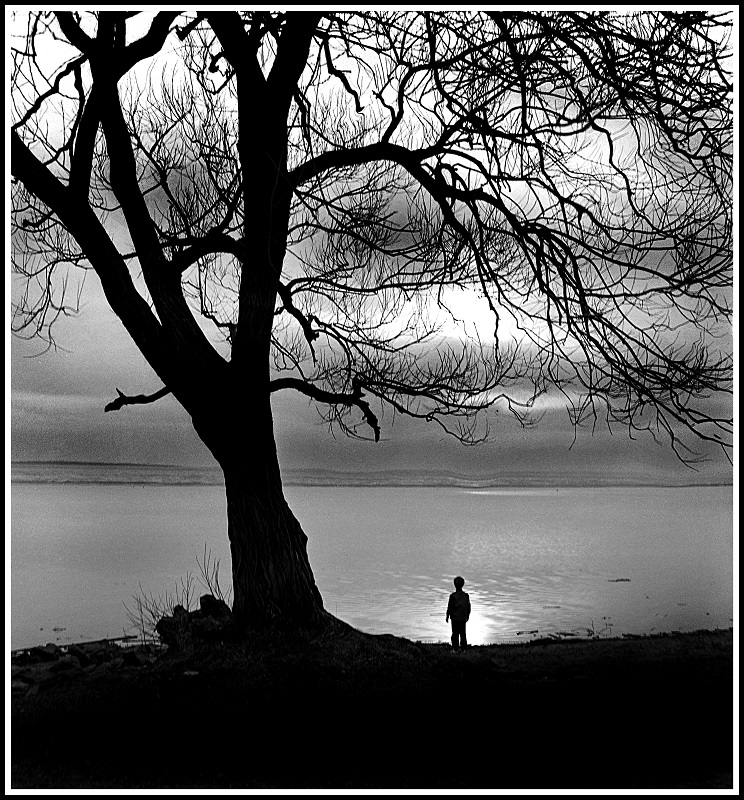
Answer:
(193, 400, 327, 631)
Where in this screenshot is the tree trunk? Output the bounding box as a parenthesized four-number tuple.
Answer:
(192, 399, 327, 631)
(223, 462, 326, 630)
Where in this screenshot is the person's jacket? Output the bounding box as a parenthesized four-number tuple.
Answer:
(447, 590, 471, 623)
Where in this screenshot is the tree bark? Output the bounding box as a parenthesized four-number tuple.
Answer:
(193, 399, 327, 630)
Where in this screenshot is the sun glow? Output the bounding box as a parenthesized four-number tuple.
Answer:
(434, 286, 523, 346)
(459, 610, 497, 647)
(370, 285, 524, 349)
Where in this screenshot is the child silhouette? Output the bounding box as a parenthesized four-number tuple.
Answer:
(446, 576, 471, 649)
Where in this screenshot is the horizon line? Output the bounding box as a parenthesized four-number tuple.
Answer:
(10, 459, 733, 489)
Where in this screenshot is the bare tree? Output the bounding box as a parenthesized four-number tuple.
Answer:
(11, 11, 732, 629)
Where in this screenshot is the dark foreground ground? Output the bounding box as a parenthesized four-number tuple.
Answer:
(11, 625, 734, 790)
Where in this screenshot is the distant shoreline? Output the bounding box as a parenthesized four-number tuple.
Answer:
(10, 460, 733, 489)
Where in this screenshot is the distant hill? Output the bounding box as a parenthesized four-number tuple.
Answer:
(282, 467, 731, 488)
(10, 460, 732, 488)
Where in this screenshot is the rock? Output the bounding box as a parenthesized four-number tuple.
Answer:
(156, 606, 193, 650)
(67, 644, 95, 667)
(155, 595, 234, 650)
(76, 641, 114, 664)
(198, 594, 232, 621)
(49, 654, 81, 673)
(121, 647, 156, 667)
(29, 643, 59, 662)
(193, 594, 234, 641)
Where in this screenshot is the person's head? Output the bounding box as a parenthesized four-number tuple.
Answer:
(453, 576, 465, 589)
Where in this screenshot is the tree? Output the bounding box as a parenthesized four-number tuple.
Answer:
(11, 11, 733, 630)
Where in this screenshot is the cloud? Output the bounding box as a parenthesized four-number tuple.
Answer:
(12, 391, 105, 417)
(10, 272, 732, 483)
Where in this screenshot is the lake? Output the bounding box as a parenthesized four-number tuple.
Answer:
(10, 464, 733, 650)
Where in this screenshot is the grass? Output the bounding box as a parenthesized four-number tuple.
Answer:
(11, 624, 734, 789)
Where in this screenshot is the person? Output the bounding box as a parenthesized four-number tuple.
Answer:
(446, 576, 471, 649)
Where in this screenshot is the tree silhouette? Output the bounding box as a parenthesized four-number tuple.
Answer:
(11, 11, 732, 628)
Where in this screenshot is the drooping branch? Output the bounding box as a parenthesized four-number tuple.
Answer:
(269, 376, 380, 441)
(11, 131, 168, 371)
(321, 35, 363, 113)
(276, 281, 319, 360)
(104, 386, 172, 413)
(11, 55, 88, 132)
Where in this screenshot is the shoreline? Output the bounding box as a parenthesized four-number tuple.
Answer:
(10, 622, 735, 656)
(12, 626, 734, 789)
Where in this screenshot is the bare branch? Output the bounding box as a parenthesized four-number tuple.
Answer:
(104, 386, 172, 413)
(12, 10, 732, 464)
(270, 376, 380, 442)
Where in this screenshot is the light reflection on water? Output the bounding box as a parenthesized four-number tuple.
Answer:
(296, 485, 733, 645)
(11, 483, 733, 648)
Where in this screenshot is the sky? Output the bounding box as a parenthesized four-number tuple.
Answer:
(7, 9, 735, 487)
(9, 266, 733, 485)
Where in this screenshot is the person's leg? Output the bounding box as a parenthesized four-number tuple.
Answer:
(453, 620, 465, 649)
(461, 622, 467, 648)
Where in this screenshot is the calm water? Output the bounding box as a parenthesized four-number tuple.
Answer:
(10, 477, 733, 650)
